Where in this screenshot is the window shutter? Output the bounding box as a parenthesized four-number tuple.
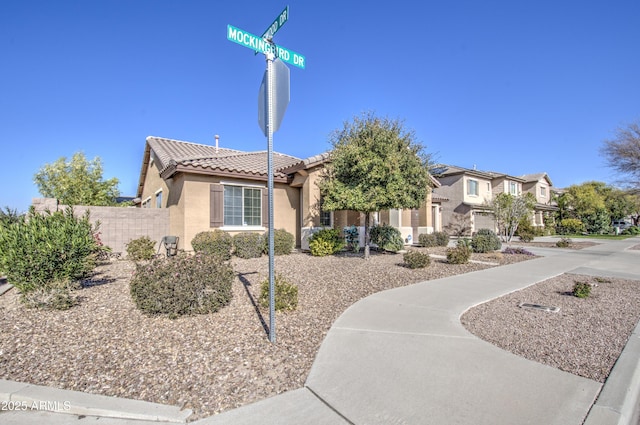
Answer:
(262, 188, 268, 228)
(210, 184, 223, 227)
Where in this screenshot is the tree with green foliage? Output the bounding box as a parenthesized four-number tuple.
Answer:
(557, 181, 635, 233)
(34, 152, 120, 206)
(601, 119, 640, 193)
(487, 193, 536, 242)
(318, 112, 433, 259)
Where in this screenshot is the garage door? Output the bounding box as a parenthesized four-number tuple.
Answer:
(473, 211, 496, 233)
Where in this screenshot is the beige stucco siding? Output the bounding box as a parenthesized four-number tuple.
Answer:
(463, 176, 492, 204)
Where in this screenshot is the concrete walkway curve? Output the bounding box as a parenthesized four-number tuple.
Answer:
(2, 237, 640, 424)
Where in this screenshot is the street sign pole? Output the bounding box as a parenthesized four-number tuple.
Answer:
(265, 50, 276, 344)
(227, 7, 304, 344)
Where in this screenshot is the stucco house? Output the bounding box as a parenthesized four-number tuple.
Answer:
(136, 136, 442, 250)
(434, 165, 528, 234)
(520, 172, 558, 229)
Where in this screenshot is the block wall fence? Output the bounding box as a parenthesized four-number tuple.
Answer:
(32, 198, 170, 255)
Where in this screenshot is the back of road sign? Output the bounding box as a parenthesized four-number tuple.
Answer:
(258, 58, 290, 136)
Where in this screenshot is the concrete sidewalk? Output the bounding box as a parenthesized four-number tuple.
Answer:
(2, 237, 640, 424)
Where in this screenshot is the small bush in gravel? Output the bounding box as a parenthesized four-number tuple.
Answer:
(259, 274, 298, 311)
(502, 247, 534, 256)
(573, 281, 592, 298)
(130, 253, 233, 318)
(446, 239, 472, 264)
(21, 279, 80, 310)
(403, 250, 431, 269)
(309, 228, 344, 256)
(370, 224, 404, 252)
(420, 231, 449, 247)
(126, 236, 156, 261)
(191, 230, 233, 260)
(471, 229, 502, 253)
(419, 233, 437, 247)
(556, 237, 572, 248)
(263, 229, 295, 255)
(233, 232, 263, 259)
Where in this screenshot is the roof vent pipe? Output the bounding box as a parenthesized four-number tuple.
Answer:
(215, 134, 219, 153)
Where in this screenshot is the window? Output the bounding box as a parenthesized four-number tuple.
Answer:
(142, 197, 151, 208)
(540, 186, 547, 197)
(223, 186, 261, 226)
(509, 181, 518, 195)
(319, 197, 331, 227)
(155, 190, 162, 208)
(467, 179, 479, 196)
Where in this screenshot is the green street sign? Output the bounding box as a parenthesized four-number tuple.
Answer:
(227, 24, 305, 69)
(254, 6, 289, 55)
(260, 6, 288, 44)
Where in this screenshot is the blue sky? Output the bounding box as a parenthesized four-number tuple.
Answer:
(2, 0, 639, 212)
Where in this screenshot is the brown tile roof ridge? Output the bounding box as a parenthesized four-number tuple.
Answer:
(146, 136, 302, 177)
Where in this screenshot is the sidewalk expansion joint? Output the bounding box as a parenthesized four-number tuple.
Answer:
(304, 386, 355, 425)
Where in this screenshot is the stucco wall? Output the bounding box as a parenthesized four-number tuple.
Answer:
(32, 198, 170, 255)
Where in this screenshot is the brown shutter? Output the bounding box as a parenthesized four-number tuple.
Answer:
(262, 188, 268, 228)
(210, 184, 223, 227)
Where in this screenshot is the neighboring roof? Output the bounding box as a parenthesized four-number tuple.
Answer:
(137, 136, 302, 197)
(280, 151, 332, 174)
(433, 164, 525, 182)
(520, 172, 553, 186)
(431, 192, 449, 202)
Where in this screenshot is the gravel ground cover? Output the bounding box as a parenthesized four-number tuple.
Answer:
(462, 272, 640, 382)
(0, 248, 530, 420)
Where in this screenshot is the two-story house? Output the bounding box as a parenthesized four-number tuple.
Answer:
(520, 173, 557, 229)
(434, 165, 529, 235)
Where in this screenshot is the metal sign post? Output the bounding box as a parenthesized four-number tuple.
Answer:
(265, 51, 276, 343)
(227, 6, 304, 343)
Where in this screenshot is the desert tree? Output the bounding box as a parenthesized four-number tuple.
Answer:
(318, 112, 433, 259)
(488, 193, 536, 242)
(34, 152, 120, 206)
(601, 119, 640, 193)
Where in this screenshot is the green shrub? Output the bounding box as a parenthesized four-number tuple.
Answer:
(558, 218, 585, 235)
(263, 228, 295, 255)
(344, 225, 360, 252)
(471, 229, 502, 253)
(233, 232, 264, 259)
(308, 228, 344, 256)
(191, 230, 233, 260)
(419, 233, 437, 247)
(573, 281, 591, 298)
(126, 236, 156, 261)
(130, 253, 233, 318)
(259, 273, 298, 311)
(556, 237, 572, 248)
(622, 226, 640, 235)
(516, 219, 535, 242)
(370, 224, 404, 252)
(0, 206, 101, 295)
(403, 250, 431, 269)
(433, 231, 450, 247)
(446, 239, 472, 264)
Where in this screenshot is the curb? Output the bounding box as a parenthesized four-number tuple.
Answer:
(583, 320, 640, 425)
(0, 379, 192, 423)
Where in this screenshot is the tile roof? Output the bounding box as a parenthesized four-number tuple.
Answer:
(520, 172, 553, 186)
(146, 136, 301, 178)
(434, 164, 525, 181)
